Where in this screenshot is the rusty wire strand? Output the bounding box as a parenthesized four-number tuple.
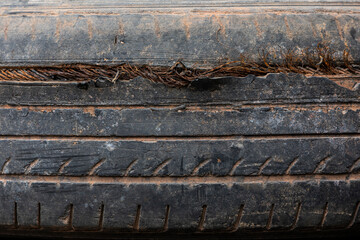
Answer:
(0, 45, 359, 87)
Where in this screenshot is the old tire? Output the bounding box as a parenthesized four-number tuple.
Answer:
(0, 0, 360, 239)
(0, 73, 359, 239)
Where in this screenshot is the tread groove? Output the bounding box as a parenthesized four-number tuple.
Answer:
(349, 157, 360, 173)
(290, 202, 302, 230)
(285, 157, 299, 175)
(266, 204, 275, 230)
(258, 157, 272, 175)
(98, 203, 104, 231)
(152, 158, 172, 176)
(197, 205, 207, 232)
(24, 158, 40, 175)
(163, 205, 170, 232)
(192, 160, 211, 176)
(68, 204, 74, 231)
(313, 156, 332, 174)
(133, 205, 141, 232)
(347, 201, 360, 229)
(318, 202, 329, 229)
(14, 202, 18, 229)
(37, 202, 41, 229)
(88, 158, 106, 176)
(1, 157, 11, 174)
(0, 173, 358, 184)
(124, 159, 138, 177)
(231, 204, 244, 232)
(229, 158, 244, 176)
(58, 159, 71, 175)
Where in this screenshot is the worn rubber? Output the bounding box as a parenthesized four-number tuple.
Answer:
(1, 0, 360, 238)
(0, 0, 360, 67)
(0, 72, 359, 239)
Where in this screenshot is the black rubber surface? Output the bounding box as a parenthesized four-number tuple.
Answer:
(0, 73, 359, 238)
(0, 0, 360, 67)
(1, 1, 360, 237)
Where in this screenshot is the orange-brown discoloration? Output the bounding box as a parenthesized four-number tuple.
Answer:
(327, 75, 360, 90)
(154, 16, 161, 39)
(118, 18, 124, 35)
(54, 18, 61, 42)
(25, 158, 40, 174)
(87, 18, 93, 40)
(0, 173, 359, 186)
(310, 22, 318, 38)
(31, 17, 37, 41)
(1, 103, 359, 114)
(253, 18, 262, 38)
(335, 17, 344, 41)
(214, 15, 226, 36)
(241, 103, 360, 112)
(182, 16, 191, 40)
(283, 16, 293, 39)
(89, 158, 106, 176)
(83, 106, 96, 117)
(334, 16, 351, 50)
(3, 17, 8, 41)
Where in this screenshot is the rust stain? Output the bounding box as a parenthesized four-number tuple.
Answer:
(3, 17, 8, 41)
(214, 15, 226, 36)
(0, 173, 360, 186)
(61, 17, 78, 29)
(335, 17, 344, 41)
(310, 22, 318, 37)
(182, 16, 191, 40)
(283, 16, 293, 39)
(318, 22, 327, 39)
(334, 16, 351, 51)
(0, 42, 357, 87)
(87, 18, 93, 40)
(31, 17, 37, 41)
(54, 18, 61, 42)
(83, 106, 96, 117)
(154, 16, 161, 39)
(325, 75, 360, 90)
(118, 18, 124, 35)
(253, 18, 262, 38)
(1, 103, 360, 114)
